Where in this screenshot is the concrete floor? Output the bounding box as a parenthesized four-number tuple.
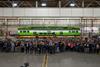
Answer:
(48, 52, 100, 67)
(0, 52, 100, 67)
(0, 53, 44, 67)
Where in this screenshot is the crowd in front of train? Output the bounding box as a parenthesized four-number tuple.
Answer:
(0, 37, 100, 54)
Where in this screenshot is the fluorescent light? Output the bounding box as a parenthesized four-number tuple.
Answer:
(70, 3, 75, 7)
(12, 3, 17, 7)
(41, 3, 46, 6)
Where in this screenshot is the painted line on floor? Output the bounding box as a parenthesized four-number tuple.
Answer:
(42, 54, 46, 67)
(41, 53, 48, 67)
(45, 54, 48, 67)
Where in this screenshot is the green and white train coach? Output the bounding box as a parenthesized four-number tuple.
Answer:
(18, 26, 81, 36)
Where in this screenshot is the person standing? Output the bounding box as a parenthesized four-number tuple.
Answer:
(29, 42, 33, 54)
(48, 39, 53, 54)
(0, 41, 4, 52)
(6, 41, 11, 52)
(55, 41, 59, 53)
(34, 41, 38, 54)
(96, 44, 100, 54)
(25, 42, 30, 54)
(20, 42, 25, 53)
(3, 41, 7, 52)
(11, 41, 15, 52)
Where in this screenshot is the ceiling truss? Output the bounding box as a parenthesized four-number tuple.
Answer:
(0, 0, 99, 7)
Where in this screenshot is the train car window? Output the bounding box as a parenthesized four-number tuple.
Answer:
(72, 31, 75, 33)
(44, 33, 47, 35)
(48, 32, 51, 35)
(23, 31, 26, 33)
(36, 33, 37, 35)
(27, 30, 29, 33)
(33, 32, 37, 34)
(39, 33, 42, 35)
(52, 32, 56, 36)
(76, 30, 78, 33)
(20, 31, 22, 33)
(69, 30, 71, 33)
(60, 32, 63, 35)
(52, 32, 55, 35)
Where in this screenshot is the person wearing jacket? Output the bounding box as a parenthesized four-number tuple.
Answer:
(20, 42, 25, 53)
(25, 42, 30, 54)
(96, 44, 100, 54)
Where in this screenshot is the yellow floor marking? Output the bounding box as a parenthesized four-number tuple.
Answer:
(41, 54, 48, 67)
(42, 55, 46, 67)
(45, 54, 48, 67)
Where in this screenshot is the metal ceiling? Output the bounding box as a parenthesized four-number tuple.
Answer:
(0, 0, 100, 7)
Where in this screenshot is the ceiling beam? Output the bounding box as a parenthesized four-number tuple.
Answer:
(82, 0, 85, 8)
(86, 0, 95, 7)
(95, 1, 100, 7)
(63, 0, 71, 7)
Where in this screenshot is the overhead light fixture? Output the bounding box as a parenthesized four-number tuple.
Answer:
(70, 3, 75, 7)
(12, 3, 17, 7)
(41, 3, 46, 6)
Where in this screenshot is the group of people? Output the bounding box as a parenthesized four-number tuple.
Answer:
(0, 37, 100, 54)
